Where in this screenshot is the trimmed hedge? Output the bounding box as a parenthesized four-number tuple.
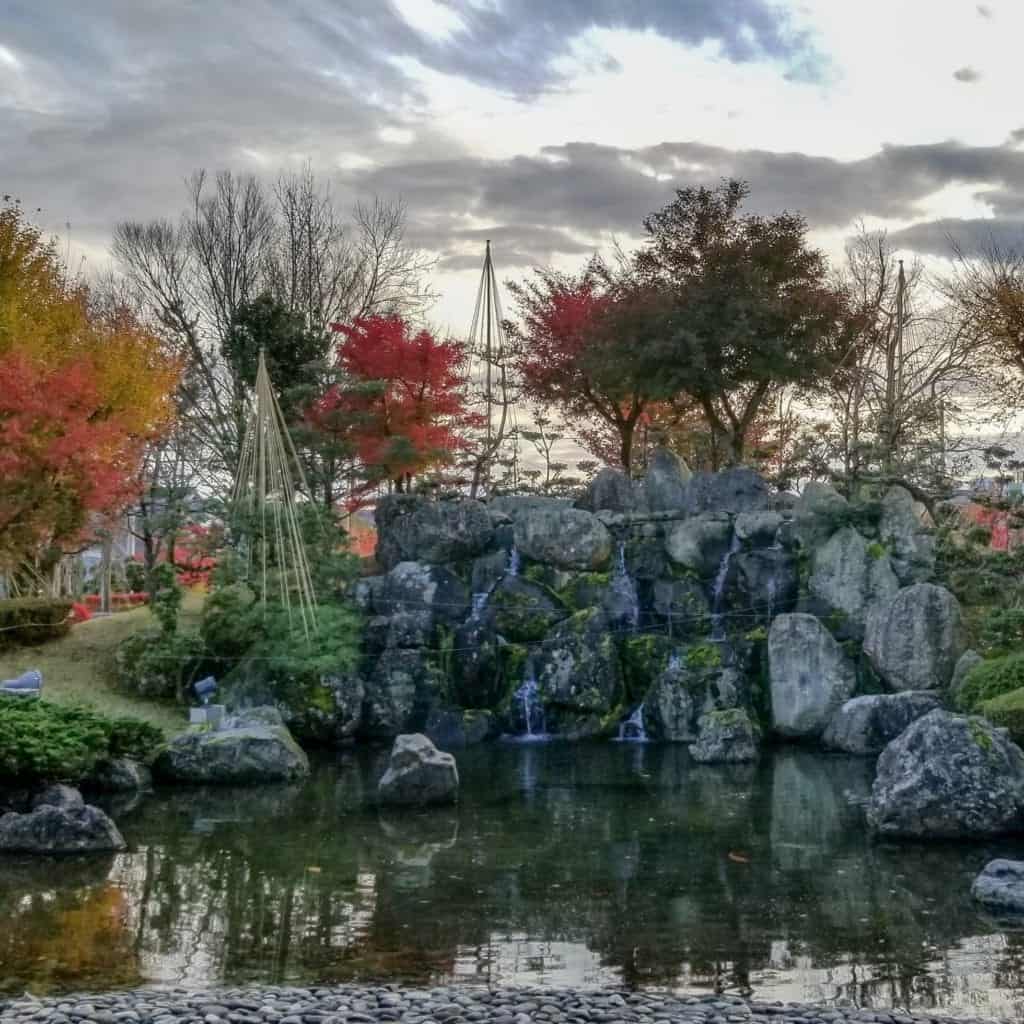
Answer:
(0, 699, 164, 784)
(0, 598, 73, 649)
(979, 687, 1024, 746)
(958, 652, 1024, 711)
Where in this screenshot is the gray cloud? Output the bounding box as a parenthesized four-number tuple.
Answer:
(888, 218, 1024, 256)
(953, 66, 982, 82)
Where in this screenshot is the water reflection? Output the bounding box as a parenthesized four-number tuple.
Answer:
(1, 745, 1023, 1018)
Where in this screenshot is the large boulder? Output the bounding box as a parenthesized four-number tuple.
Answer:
(651, 578, 711, 639)
(640, 447, 691, 512)
(0, 785, 125, 853)
(576, 467, 636, 514)
(535, 609, 622, 717)
(513, 506, 612, 572)
(822, 692, 943, 755)
(807, 526, 899, 637)
(645, 652, 745, 742)
(362, 647, 443, 738)
(867, 709, 1024, 837)
(664, 513, 732, 577)
(768, 613, 856, 739)
(723, 548, 798, 627)
(488, 576, 568, 642)
(153, 707, 310, 785)
(88, 757, 153, 793)
(878, 485, 935, 585)
(374, 495, 493, 570)
(689, 709, 760, 763)
(377, 561, 470, 629)
(734, 510, 784, 548)
(971, 860, 1024, 915)
(792, 481, 849, 551)
(378, 733, 459, 806)
(682, 467, 770, 516)
(864, 583, 967, 691)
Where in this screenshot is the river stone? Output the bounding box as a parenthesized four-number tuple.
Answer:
(645, 658, 744, 742)
(374, 495, 493, 570)
(512, 506, 612, 571)
(488, 575, 567, 641)
(682, 467, 770, 515)
(153, 707, 310, 785)
(878, 485, 936, 584)
(807, 525, 899, 637)
(0, 786, 125, 854)
(576, 467, 636, 513)
(867, 709, 1024, 837)
(378, 733, 458, 806)
(822, 692, 943, 754)
(689, 709, 760, 763)
(535, 609, 622, 716)
(640, 447, 691, 512)
(377, 560, 470, 629)
(769, 613, 856, 739)
(664, 513, 732, 577)
(793, 480, 849, 550)
(864, 583, 967, 691)
(734, 510, 783, 547)
(88, 757, 153, 793)
(972, 859, 1024, 914)
(950, 649, 984, 705)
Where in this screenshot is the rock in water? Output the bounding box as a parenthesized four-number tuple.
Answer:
(867, 709, 1024, 837)
(689, 709, 760, 763)
(864, 583, 966, 691)
(0, 785, 125, 853)
(153, 707, 310, 785)
(822, 692, 943, 754)
(971, 859, 1024, 914)
(88, 757, 153, 792)
(512, 506, 612, 571)
(768, 613, 856, 739)
(378, 733, 459, 806)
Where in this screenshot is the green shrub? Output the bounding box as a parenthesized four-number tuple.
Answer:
(0, 700, 164, 784)
(958, 653, 1024, 711)
(979, 607, 1024, 656)
(149, 562, 183, 635)
(200, 583, 262, 665)
(0, 598, 73, 649)
(115, 627, 205, 701)
(979, 687, 1024, 745)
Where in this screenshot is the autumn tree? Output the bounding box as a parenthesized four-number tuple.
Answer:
(506, 257, 670, 475)
(635, 180, 851, 466)
(308, 315, 478, 495)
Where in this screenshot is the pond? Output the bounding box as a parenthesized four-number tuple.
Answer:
(1, 743, 1022, 1018)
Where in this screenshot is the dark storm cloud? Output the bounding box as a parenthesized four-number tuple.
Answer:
(888, 218, 1024, 256)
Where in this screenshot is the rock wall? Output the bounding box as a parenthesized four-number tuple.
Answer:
(331, 453, 958, 751)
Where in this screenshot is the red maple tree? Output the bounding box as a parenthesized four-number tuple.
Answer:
(309, 315, 479, 495)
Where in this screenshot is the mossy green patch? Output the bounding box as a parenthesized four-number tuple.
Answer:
(959, 653, 1024, 711)
(979, 686, 1024, 745)
(686, 642, 722, 669)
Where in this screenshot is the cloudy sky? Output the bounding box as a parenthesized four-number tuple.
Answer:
(4, 0, 1024, 331)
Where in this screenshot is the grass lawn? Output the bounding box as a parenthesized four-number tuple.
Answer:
(0, 590, 205, 736)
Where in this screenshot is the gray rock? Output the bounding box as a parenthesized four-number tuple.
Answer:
(0, 787, 125, 853)
(807, 526, 900, 637)
(733, 510, 784, 547)
(769, 613, 856, 739)
(424, 708, 494, 749)
(689, 709, 760, 763)
(651, 578, 711, 638)
(153, 708, 310, 785)
(645, 656, 745, 742)
(724, 548, 799, 625)
(664, 513, 732, 577)
(488, 495, 570, 520)
(682, 467, 769, 516)
(971, 859, 1024, 914)
(864, 583, 967, 691)
(793, 480, 850, 550)
(488, 575, 568, 641)
(575, 467, 636, 513)
(878, 485, 936, 584)
(363, 647, 443, 738)
(512, 505, 612, 571)
(868, 709, 1024, 837)
(950, 649, 984, 705)
(822, 692, 943, 755)
(377, 561, 470, 629)
(378, 733, 458, 806)
(640, 447, 691, 512)
(535, 609, 622, 716)
(88, 758, 153, 793)
(374, 495, 493, 570)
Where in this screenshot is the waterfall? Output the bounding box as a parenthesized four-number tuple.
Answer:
(513, 666, 547, 740)
(667, 650, 682, 672)
(469, 591, 490, 622)
(611, 540, 640, 632)
(507, 545, 521, 577)
(710, 531, 741, 640)
(616, 703, 648, 742)
(470, 546, 521, 622)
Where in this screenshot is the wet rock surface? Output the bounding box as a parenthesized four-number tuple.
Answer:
(0, 985, 1009, 1024)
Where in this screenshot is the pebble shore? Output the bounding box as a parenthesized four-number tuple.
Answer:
(0, 986, 1012, 1024)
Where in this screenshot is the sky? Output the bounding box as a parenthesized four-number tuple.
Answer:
(4, 0, 1024, 336)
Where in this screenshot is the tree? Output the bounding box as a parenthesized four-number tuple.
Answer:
(635, 180, 851, 466)
(308, 315, 479, 494)
(506, 257, 670, 475)
(0, 202, 178, 571)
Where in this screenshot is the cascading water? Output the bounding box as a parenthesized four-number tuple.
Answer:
(507, 545, 521, 577)
(710, 531, 741, 641)
(469, 546, 522, 622)
(616, 703, 648, 742)
(513, 666, 547, 740)
(611, 540, 640, 632)
(469, 591, 490, 622)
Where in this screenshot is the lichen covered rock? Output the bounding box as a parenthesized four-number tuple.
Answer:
(375, 495, 493, 570)
(972, 859, 1024, 914)
(513, 506, 612, 572)
(689, 708, 760, 763)
(378, 733, 458, 806)
(0, 785, 125, 854)
(822, 692, 942, 755)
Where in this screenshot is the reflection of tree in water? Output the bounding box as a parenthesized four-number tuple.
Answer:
(0, 744, 1022, 1016)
